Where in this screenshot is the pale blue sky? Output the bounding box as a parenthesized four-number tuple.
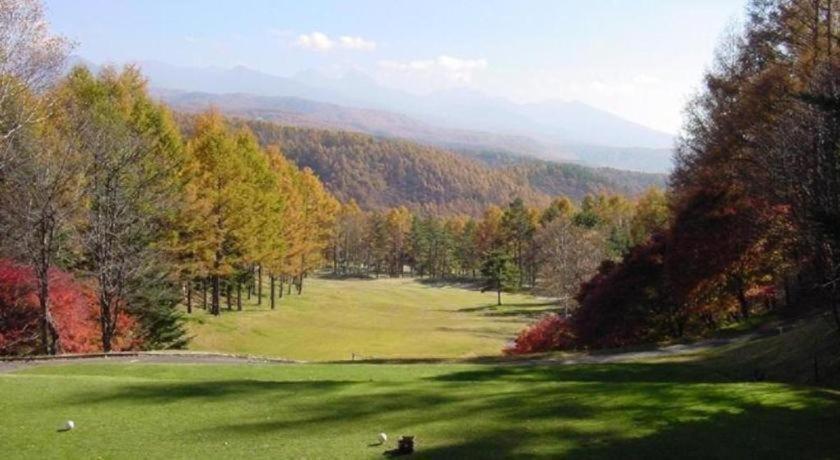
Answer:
(44, 0, 746, 132)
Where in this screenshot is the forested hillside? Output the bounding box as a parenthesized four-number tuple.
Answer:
(512, 0, 840, 357)
(506, 161, 664, 200)
(240, 120, 665, 215)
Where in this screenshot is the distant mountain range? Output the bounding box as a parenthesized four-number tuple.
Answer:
(156, 89, 561, 158)
(73, 57, 676, 173)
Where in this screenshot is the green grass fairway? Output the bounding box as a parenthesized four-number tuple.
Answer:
(2, 361, 838, 459)
(186, 277, 552, 360)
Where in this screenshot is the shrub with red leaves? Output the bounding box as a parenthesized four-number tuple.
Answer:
(573, 234, 671, 349)
(0, 259, 140, 355)
(505, 314, 575, 355)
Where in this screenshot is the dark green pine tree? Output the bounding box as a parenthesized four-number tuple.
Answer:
(127, 268, 190, 350)
(480, 249, 520, 306)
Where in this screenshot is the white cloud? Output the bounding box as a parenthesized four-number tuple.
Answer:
(379, 55, 488, 83)
(294, 32, 376, 52)
(294, 32, 334, 51)
(338, 36, 376, 51)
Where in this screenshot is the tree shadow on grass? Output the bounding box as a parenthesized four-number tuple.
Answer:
(320, 356, 549, 365)
(455, 302, 559, 320)
(426, 363, 726, 384)
(65, 380, 355, 406)
(408, 400, 840, 459)
(484, 307, 559, 319)
(317, 273, 378, 281)
(561, 401, 840, 459)
(416, 278, 484, 291)
(182, 382, 602, 443)
(458, 301, 558, 312)
(54, 361, 840, 458)
(409, 386, 840, 459)
(433, 326, 514, 340)
(178, 369, 840, 459)
(318, 355, 755, 371)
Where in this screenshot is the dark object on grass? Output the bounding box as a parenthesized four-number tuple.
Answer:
(383, 436, 415, 457)
(398, 436, 414, 453)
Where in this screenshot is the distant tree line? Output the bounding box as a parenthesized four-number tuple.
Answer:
(327, 190, 669, 308)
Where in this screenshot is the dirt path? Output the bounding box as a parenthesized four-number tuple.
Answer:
(0, 352, 299, 374)
(0, 332, 762, 373)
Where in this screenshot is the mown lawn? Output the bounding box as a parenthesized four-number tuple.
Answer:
(185, 277, 553, 361)
(2, 361, 838, 459)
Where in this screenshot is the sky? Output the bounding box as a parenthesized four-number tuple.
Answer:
(44, 0, 746, 133)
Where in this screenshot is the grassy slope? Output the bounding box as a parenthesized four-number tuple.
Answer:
(2, 361, 839, 459)
(186, 277, 552, 361)
(695, 313, 840, 386)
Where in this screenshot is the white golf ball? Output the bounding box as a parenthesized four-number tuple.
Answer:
(64, 420, 75, 431)
(378, 432, 388, 444)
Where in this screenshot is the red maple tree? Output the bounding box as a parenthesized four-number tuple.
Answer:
(0, 259, 139, 355)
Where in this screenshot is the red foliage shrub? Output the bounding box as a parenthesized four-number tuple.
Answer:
(505, 314, 575, 355)
(573, 234, 673, 349)
(0, 259, 139, 355)
(0, 262, 38, 354)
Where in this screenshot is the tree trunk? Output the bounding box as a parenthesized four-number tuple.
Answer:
(202, 278, 207, 310)
(735, 279, 750, 319)
(44, 308, 60, 355)
(237, 282, 242, 311)
(211, 275, 220, 315)
(784, 276, 792, 308)
(226, 280, 232, 310)
(99, 294, 115, 353)
(257, 265, 263, 305)
(37, 273, 52, 355)
(497, 279, 502, 306)
(675, 314, 686, 338)
(279, 277, 284, 298)
(186, 282, 192, 314)
(297, 274, 304, 294)
(270, 275, 276, 310)
(38, 284, 61, 355)
(101, 317, 112, 352)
